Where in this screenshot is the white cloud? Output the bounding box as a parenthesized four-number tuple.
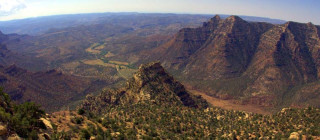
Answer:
(0, 0, 26, 16)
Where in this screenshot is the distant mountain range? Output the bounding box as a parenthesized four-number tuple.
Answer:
(0, 13, 286, 35)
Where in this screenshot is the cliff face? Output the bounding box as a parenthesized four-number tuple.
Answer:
(244, 22, 320, 97)
(149, 15, 320, 108)
(185, 16, 274, 79)
(156, 15, 221, 68)
(79, 62, 208, 114)
(154, 15, 273, 79)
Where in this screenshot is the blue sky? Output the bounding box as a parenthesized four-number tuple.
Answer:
(0, 0, 319, 24)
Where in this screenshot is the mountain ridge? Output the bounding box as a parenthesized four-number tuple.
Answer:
(0, 31, 48, 71)
(79, 62, 208, 114)
(0, 13, 286, 35)
(145, 15, 320, 108)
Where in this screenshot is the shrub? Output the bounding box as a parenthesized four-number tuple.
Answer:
(0, 88, 45, 138)
(80, 129, 91, 139)
(77, 108, 85, 115)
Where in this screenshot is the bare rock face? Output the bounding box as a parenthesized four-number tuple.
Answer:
(288, 132, 300, 140)
(156, 15, 222, 69)
(7, 134, 23, 140)
(38, 133, 50, 140)
(39, 118, 53, 130)
(243, 22, 320, 105)
(154, 15, 273, 79)
(149, 15, 320, 107)
(79, 62, 208, 114)
(0, 124, 7, 136)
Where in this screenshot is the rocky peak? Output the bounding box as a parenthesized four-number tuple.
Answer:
(137, 61, 164, 76)
(0, 31, 8, 43)
(129, 61, 165, 88)
(307, 22, 314, 26)
(203, 15, 221, 27)
(226, 15, 244, 22)
(129, 61, 172, 88)
(209, 15, 249, 36)
(79, 62, 208, 114)
(127, 62, 208, 107)
(223, 15, 248, 27)
(284, 21, 296, 26)
(225, 15, 248, 27)
(211, 15, 221, 21)
(283, 21, 314, 34)
(284, 21, 300, 30)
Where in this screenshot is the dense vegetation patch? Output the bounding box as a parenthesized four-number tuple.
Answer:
(84, 104, 320, 139)
(0, 88, 46, 139)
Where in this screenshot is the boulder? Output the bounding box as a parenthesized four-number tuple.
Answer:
(288, 132, 300, 140)
(7, 134, 22, 140)
(38, 133, 51, 140)
(0, 124, 7, 136)
(40, 118, 53, 130)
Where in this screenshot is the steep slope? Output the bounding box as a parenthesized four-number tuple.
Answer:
(147, 15, 320, 108)
(2, 84, 318, 139)
(152, 15, 273, 79)
(243, 22, 320, 106)
(0, 65, 109, 112)
(0, 31, 47, 71)
(71, 62, 320, 139)
(185, 16, 274, 79)
(79, 62, 208, 114)
(0, 89, 49, 139)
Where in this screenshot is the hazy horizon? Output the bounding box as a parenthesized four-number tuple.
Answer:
(0, 0, 319, 24)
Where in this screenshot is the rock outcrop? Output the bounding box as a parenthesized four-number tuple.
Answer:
(7, 134, 23, 140)
(79, 62, 208, 114)
(288, 132, 300, 140)
(0, 123, 7, 136)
